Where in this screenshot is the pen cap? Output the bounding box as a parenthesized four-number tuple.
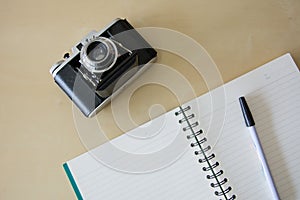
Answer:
(239, 96, 255, 127)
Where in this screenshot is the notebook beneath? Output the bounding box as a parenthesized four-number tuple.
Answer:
(63, 53, 300, 200)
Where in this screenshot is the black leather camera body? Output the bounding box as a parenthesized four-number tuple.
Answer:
(50, 19, 157, 117)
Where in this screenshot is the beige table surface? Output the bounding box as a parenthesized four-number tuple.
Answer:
(1, 0, 300, 199)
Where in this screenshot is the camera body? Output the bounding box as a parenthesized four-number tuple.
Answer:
(50, 19, 157, 117)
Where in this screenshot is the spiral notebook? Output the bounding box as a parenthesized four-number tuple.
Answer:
(63, 53, 300, 200)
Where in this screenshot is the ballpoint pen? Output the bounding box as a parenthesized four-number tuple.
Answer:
(239, 96, 280, 200)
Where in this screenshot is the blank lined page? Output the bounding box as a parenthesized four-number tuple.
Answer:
(67, 101, 219, 199)
(65, 53, 300, 200)
(68, 127, 218, 200)
(183, 53, 300, 199)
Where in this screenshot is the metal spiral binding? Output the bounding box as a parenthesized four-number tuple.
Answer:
(176, 106, 236, 200)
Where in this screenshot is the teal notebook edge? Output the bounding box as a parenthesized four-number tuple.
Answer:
(63, 163, 84, 200)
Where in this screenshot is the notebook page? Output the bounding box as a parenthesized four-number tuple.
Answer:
(67, 97, 221, 199)
(183, 53, 300, 199)
(67, 122, 218, 199)
(65, 53, 299, 200)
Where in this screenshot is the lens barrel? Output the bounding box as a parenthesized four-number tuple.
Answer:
(80, 37, 118, 73)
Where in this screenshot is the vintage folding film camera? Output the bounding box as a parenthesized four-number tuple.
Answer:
(50, 19, 157, 117)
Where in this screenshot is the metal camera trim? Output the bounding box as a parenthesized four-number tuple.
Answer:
(50, 18, 122, 77)
(80, 37, 118, 73)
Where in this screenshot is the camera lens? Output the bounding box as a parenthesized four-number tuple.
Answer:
(86, 41, 107, 62)
(80, 37, 118, 73)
